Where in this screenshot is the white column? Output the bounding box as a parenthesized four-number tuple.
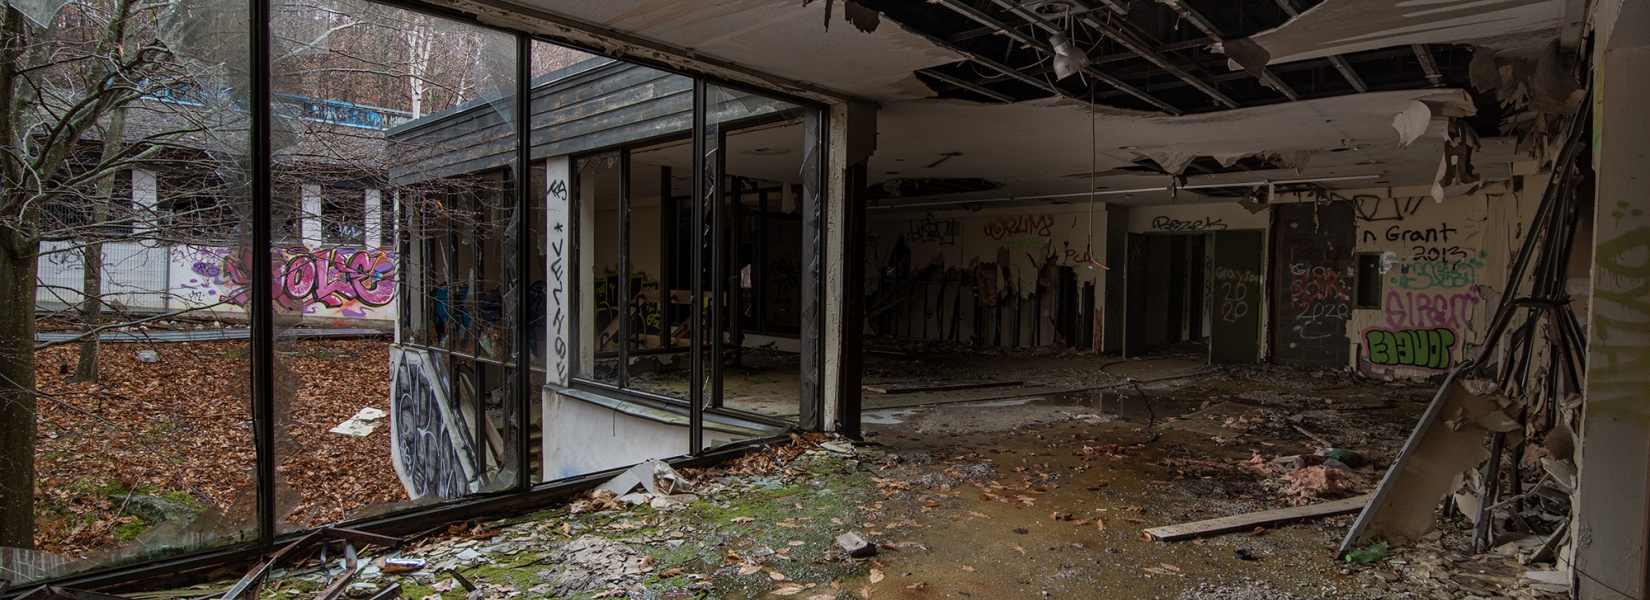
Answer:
(364, 188, 383, 249)
(132, 169, 157, 236)
(301, 183, 323, 247)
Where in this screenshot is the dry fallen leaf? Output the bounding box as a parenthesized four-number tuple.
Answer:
(768, 569, 788, 581)
(659, 568, 683, 578)
(772, 583, 806, 596)
(906, 582, 926, 590)
(869, 568, 884, 584)
(731, 516, 756, 523)
(1012, 545, 1027, 554)
(960, 565, 975, 572)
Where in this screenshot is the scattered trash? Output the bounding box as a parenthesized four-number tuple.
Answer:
(597, 458, 692, 497)
(1269, 454, 1350, 473)
(1233, 548, 1256, 561)
(381, 557, 422, 574)
(1317, 448, 1366, 468)
(328, 407, 387, 437)
(136, 351, 159, 363)
(1344, 543, 1388, 565)
(1281, 465, 1361, 499)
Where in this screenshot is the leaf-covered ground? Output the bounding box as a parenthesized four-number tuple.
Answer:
(33, 337, 404, 555)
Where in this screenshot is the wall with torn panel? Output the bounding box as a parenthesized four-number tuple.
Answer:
(864, 204, 1108, 349)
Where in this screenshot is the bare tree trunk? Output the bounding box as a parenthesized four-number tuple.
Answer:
(0, 233, 38, 549)
(72, 242, 103, 382)
(72, 107, 126, 383)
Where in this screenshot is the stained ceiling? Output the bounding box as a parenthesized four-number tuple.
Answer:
(499, 0, 1578, 209)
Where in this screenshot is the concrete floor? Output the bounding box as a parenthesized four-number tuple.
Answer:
(221, 359, 1563, 600)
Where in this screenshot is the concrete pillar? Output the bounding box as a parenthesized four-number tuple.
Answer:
(823, 101, 875, 435)
(1575, 2, 1650, 598)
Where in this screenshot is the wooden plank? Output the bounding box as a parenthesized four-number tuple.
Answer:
(862, 379, 1022, 395)
(1145, 494, 1372, 542)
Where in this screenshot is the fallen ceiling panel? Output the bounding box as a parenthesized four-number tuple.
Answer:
(1242, 0, 1568, 65)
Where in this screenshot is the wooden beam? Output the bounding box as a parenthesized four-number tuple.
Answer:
(1145, 494, 1372, 542)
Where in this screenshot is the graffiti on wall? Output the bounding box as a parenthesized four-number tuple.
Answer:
(1213, 266, 1260, 323)
(545, 160, 571, 386)
(1353, 195, 1426, 223)
(1365, 327, 1458, 370)
(1151, 215, 1227, 232)
(1286, 263, 1352, 338)
(1391, 252, 1485, 290)
(1590, 224, 1650, 399)
(907, 213, 959, 245)
(389, 349, 482, 501)
(592, 271, 663, 348)
(983, 214, 1054, 240)
(178, 246, 396, 318)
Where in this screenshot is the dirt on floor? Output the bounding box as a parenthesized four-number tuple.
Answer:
(171, 360, 1559, 600)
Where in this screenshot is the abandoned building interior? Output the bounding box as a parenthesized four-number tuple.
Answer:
(4, 0, 1648, 598)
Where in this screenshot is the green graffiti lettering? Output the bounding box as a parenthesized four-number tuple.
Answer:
(1365, 327, 1458, 370)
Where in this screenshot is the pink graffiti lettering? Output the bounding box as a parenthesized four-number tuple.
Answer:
(983, 214, 1055, 241)
(1383, 290, 1479, 330)
(1288, 264, 1350, 308)
(218, 246, 396, 311)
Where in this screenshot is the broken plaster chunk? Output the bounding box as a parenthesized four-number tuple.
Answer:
(836, 531, 877, 558)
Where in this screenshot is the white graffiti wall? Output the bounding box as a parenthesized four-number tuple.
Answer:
(1348, 186, 1540, 377)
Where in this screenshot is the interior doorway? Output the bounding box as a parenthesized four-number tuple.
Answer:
(1123, 230, 1264, 364)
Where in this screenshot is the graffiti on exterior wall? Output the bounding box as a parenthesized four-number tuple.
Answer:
(545, 160, 571, 386)
(389, 349, 482, 501)
(176, 245, 396, 318)
(1365, 327, 1458, 370)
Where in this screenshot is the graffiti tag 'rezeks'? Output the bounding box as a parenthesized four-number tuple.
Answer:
(389, 349, 482, 501)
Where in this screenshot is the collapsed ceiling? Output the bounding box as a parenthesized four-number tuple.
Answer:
(504, 0, 1582, 208)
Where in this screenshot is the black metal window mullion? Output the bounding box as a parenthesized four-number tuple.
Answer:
(688, 79, 706, 454)
(709, 128, 726, 411)
(249, 0, 276, 546)
(617, 148, 631, 390)
(513, 32, 532, 491)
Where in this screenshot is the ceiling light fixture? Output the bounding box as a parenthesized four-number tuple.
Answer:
(1050, 33, 1090, 81)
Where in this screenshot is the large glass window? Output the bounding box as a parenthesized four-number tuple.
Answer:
(8, 0, 257, 583)
(6, 4, 829, 588)
(269, 0, 519, 528)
